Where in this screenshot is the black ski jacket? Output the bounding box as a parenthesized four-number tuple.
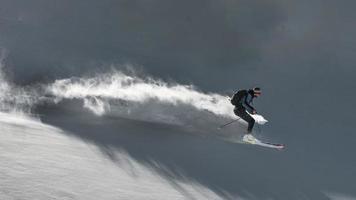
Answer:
(236, 90, 255, 113)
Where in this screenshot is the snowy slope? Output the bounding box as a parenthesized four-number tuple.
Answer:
(0, 112, 228, 200)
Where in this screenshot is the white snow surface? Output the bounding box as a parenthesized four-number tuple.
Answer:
(0, 112, 229, 200)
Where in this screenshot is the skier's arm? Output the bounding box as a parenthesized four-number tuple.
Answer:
(244, 96, 255, 113)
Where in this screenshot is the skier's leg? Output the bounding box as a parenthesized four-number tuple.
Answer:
(234, 108, 255, 133)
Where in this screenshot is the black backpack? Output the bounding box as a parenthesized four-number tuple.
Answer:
(230, 90, 246, 105)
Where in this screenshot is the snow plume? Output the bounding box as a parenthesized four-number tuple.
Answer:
(47, 70, 268, 126)
(0, 50, 267, 128)
(0, 51, 39, 113)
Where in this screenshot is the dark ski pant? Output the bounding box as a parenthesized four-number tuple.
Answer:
(234, 107, 255, 133)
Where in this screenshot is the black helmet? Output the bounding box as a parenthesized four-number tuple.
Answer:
(253, 87, 261, 94)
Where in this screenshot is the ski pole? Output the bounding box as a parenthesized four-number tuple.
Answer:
(218, 118, 240, 129)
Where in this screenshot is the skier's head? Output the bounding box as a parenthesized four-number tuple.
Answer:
(253, 87, 261, 97)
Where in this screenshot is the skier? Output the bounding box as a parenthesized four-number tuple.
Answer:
(230, 87, 261, 136)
